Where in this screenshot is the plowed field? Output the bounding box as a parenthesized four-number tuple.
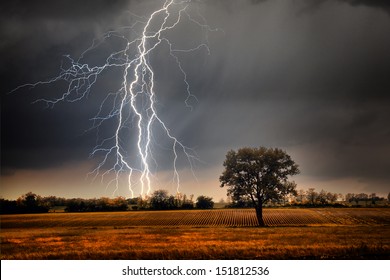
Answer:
(1, 208, 389, 259)
(2, 208, 389, 228)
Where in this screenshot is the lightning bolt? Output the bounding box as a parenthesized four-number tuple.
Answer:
(11, 0, 218, 198)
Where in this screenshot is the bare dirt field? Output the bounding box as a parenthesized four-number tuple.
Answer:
(1, 208, 389, 259)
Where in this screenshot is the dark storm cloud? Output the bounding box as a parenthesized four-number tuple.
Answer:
(1, 0, 135, 174)
(244, 0, 390, 17)
(0, 0, 130, 19)
(193, 0, 390, 188)
(1, 0, 390, 194)
(296, 0, 390, 14)
(336, 0, 390, 13)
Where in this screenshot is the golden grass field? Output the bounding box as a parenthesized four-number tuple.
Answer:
(1, 208, 389, 259)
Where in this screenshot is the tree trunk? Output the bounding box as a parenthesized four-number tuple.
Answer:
(255, 204, 265, 227)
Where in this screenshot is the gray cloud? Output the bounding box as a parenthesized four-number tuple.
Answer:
(339, 0, 390, 13)
(1, 0, 390, 195)
(0, 0, 130, 19)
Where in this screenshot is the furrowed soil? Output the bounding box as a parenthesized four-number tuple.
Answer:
(1, 208, 389, 259)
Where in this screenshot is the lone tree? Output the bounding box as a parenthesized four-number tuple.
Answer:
(219, 147, 300, 226)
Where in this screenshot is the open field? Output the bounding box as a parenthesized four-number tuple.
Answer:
(1, 208, 389, 259)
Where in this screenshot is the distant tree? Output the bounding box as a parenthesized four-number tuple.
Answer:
(356, 193, 369, 200)
(127, 197, 139, 205)
(174, 193, 184, 208)
(150, 190, 170, 210)
(311, 189, 338, 205)
(137, 195, 150, 210)
(167, 195, 177, 209)
(96, 197, 110, 210)
(17, 192, 49, 213)
(0, 199, 19, 214)
(127, 197, 140, 210)
(181, 194, 194, 209)
(296, 189, 306, 204)
(346, 193, 357, 204)
(220, 147, 299, 226)
(38, 196, 66, 209)
(23, 192, 37, 209)
(317, 189, 328, 205)
(306, 188, 318, 205)
(228, 192, 254, 208)
(173, 193, 193, 209)
(196, 196, 214, 209)
(369, 193, 377, 205)
(111, 196, 129, 211)
(326, 192, 338, 204)
(65, 198, 85, 212)
(357, 193, 369, 206)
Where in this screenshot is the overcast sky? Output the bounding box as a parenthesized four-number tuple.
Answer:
(1, 0, 390, 200)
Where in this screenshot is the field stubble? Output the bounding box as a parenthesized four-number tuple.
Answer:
(1, 208, 389, 259)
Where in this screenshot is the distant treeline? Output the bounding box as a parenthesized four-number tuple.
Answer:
(1, 189, 389, 214)
(227, 188, 389, 208)
(0, 193, 129, 214)
(0, 190, 214, 214)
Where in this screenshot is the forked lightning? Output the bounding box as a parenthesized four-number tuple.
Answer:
(12, 0, 216, 197)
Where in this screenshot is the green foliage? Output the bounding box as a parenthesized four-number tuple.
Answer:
(148, 190, 195, 210)
(150, 190, 170, 210)
(148, 190, 178, 210)
(220, 147, 299, 204)
(220, 147, 299, 225)
(196, 195, 214, 209)
(65, 196, 129, 212)
(15, 192, 49, 213)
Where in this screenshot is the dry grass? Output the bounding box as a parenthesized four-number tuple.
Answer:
(1, 208, 389, 259)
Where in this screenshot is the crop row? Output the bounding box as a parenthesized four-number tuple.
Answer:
(2, 208, 389, 228)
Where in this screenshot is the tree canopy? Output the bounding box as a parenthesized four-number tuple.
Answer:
(196, 195, 214, 209)
(219, 147, 300, 226)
